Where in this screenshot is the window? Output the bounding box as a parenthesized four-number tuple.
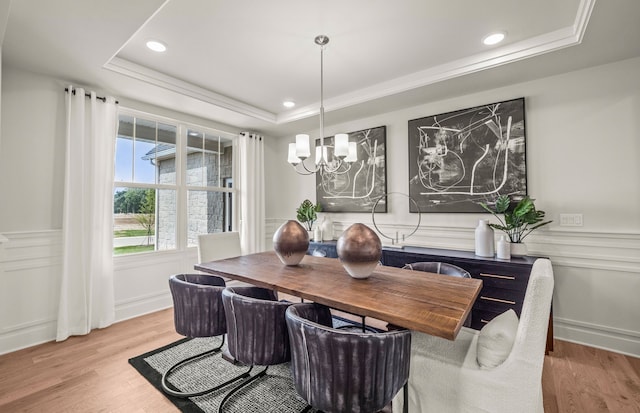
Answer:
(114, 110, 235, 255)
(185, 128, 235, 247)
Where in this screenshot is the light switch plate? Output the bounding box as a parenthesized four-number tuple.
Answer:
(560, 213, 583, 226)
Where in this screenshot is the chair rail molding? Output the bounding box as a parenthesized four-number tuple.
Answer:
(268, 218, 640, 271)
(266, 217, 640, 357)
(0, 230, 190, 354)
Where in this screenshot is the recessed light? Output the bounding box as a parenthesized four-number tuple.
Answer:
(283, 100, 296, 108)
(483, 32, 505, 46)
(146, 40, 167, 52)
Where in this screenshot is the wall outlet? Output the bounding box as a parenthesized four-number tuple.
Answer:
(560, 213, 583, 226)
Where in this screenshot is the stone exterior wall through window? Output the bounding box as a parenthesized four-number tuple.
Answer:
(155, 145, 233, 249)
(157, 158, 176, 250)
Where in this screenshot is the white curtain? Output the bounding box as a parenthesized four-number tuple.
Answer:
(57, 87, 118, 341)
(237, 132, 265, 254)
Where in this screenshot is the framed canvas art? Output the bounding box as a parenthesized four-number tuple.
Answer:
(316, 126, 387, 213)
(408, 98, 527, 212)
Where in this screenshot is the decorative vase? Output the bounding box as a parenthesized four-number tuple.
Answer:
(475, 219, 495, 257)
(336, 223, 382, 279)
(273, 220, 309, 266)
(321, 215, 333, 241)
(313, 226, 322, 242)
(510, 242, 528, 257)
(496, 235, 511, 260)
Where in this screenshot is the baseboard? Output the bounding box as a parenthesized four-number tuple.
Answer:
(0, 290, 172, 356)
(0, 318, 57, 356)
(554, 317, 640, 357)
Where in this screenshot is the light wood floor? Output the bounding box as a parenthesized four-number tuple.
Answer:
(0, 308, 638, 413)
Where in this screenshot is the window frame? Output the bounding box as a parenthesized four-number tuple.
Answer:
(114, 107, 237, 256)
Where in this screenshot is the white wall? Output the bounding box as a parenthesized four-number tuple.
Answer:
(265, 57, 640, 356)
(0, 66, 241, 354)
(1, 57, 638, 356)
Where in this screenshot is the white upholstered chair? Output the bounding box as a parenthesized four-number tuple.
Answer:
(393, 258, 554, 413)
(197, 232, 250, 288)
(197, 231, 241, 263)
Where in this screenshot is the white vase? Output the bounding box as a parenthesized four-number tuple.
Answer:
(313, 226, 322, 242)
(475, 219, 495, 257)
(510, 242, 528, 257)
(321, 215, 333, 241)
(496, 235, 511, 260)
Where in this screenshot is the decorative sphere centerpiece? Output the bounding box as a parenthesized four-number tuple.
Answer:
(336, 223, 382, 279)
(273, 220, 309, 266)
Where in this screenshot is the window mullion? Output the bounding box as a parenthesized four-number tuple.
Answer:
(176, 124, 188, 252)
(114, 107, 235, 257)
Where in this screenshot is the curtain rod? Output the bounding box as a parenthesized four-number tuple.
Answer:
(64, 88, 119, 104)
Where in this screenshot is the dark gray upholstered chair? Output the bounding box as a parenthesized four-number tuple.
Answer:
(403, 261, 473, 328)
(286, 303, 412, 413)
(219, 286, 293, 413)
(163, 274, 250, 398)
(402, 261, 471, 277)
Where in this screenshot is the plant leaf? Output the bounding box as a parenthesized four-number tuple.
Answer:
(513, 196, 534, 218)
(528, 220, 553, 231)
(479, 202, 496, 214)
(495, 195, 511, 213)
(488, 223, 509, 232)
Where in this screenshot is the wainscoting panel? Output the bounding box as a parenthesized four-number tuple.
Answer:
(0, 231, 200, 355)
(112, 249, 199, 322)
(266, 218, 640, 356)
(3, 225, 638, 356)
(0, 231, 62, 354)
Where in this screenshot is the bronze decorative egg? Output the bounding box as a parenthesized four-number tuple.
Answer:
(273, 220, 309, 266)
(336, 223, 382, 279)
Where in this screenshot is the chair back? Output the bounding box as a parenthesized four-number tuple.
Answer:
(403, 261, 471, 278)
(286, 303, 411, 413)
(394, 260, 554, 413)
(505, 258, 554, 369)
(169, 274, 227, 338)
(197, 231, 241, 263)
(222, 286, 291, 366)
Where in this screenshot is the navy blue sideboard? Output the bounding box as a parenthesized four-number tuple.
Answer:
(308, 241, 553, 351)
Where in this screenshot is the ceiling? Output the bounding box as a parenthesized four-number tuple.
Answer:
(2, 0, 640, 137)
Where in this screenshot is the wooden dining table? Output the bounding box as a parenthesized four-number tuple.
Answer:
(195, 251, 482, 340)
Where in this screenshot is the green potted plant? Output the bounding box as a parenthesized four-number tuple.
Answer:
(296, 199, 321, 231)
(480, 195, 552, 255)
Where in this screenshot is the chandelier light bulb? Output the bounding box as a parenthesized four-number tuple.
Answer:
(345, 142, 358, 162)
(295, 134, 311, 159)
(334, 133, 349, 158)
(286, 35, 358, 174)
(288, 143, 301, 165)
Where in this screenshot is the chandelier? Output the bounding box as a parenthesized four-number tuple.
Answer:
(287, 35, 358, 175)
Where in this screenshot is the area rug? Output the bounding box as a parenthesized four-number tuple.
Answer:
(129, 317, 370, 413)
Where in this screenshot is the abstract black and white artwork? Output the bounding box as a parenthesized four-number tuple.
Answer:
(316, 126, 387, 213)
(408, 98, 527, 213)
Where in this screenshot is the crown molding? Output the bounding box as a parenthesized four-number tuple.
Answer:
(279, 7, 594, 124)
(104, 0, 595, 126)
(103, 57, 277, 123)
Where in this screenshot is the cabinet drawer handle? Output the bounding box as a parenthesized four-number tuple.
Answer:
(479, 273, 515, 280)
(480, 296, 516, 305)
